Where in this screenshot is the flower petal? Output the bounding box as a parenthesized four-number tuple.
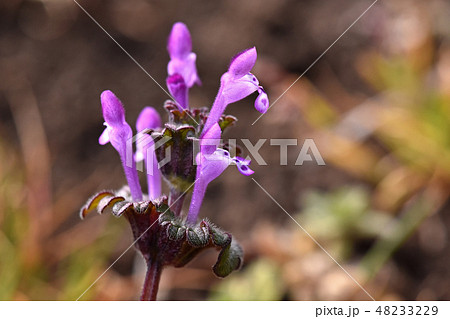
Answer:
(167, 22, 200, 89)
(228, 47, 257, 78)
(99, 90, 142, 201)
(134, 132, 153, 162)
(101, 90, 126, 127)
(98, 125, 110, 145)
(136, 107, 161, 133)
(167, 52, 200, 88)
(134, 149, 144, 162)
(199, 151, 231, 185)
(233, 157, 254, 176)
(221, 73, 259, 105)
(167, 74, 188, 110)
(255, 89, 269, 113)
(167, 22, 192, 59)
(234, 156, 251, 165)
(200, 123, 221, 155)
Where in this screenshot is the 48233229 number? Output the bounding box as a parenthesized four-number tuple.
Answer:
(376, 306, 438, 316)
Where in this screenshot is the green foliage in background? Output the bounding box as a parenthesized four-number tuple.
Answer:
(300, 187, 391, 259)
(209, 259, 284, 301)
(0, 139, 125, 300)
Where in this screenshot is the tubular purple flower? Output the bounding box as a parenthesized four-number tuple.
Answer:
(99, 90, 143, 201)
(187, 123, 253, 224)
(167, 22, 201, 89)
(136, 107, 162, 200)
(166, 74, 188, 110)
(202, 47, 269, 135)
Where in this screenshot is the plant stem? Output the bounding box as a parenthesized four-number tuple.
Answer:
(169, 188, 185, 216)
(140, 259, 162, 301)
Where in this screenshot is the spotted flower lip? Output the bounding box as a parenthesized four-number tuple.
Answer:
(201, 47, 269, 135)
(99, 90, 142, 201)
(254, 87, 269, 113)
(167, 22, 201, 89)
(187, 123, 254, 224)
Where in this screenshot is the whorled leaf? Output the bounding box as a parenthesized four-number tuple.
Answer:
(80, 191, 125, 219)
(158, 213, 242, 278)
(111, 201, 134, 217)
(164, 99, 237, 135)
(80, 188, 242, 278)
(218, 115, 237, 132)
(164, 100, 208, 131)
(213, 240, 243, 278)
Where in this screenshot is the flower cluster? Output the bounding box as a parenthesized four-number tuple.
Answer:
(80, 22, 268, 300)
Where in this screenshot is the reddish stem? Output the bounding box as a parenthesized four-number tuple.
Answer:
(140, 260, 162, 301)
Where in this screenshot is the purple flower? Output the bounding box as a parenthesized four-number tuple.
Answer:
(99, 90, 143, 201)
(166, 74, 188, 110)
(202, 47, 269, 135)
(167, 22, 201, 89)
(84, 23, 269, 301)
(186, 123, 253, 224)
(136, 107, 162, 200)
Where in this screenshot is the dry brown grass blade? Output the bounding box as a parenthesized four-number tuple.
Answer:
(2, 58, 52, 266)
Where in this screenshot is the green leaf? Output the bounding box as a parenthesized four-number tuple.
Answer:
(213, 240, 243, 278)
(218, 115, 237, 132)
(209, 224, 232, 247)
(186, 226, 209, 247)
(167, 224, 186, 241)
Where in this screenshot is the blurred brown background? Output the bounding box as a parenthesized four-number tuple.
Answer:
(1, 0, 450, 300)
